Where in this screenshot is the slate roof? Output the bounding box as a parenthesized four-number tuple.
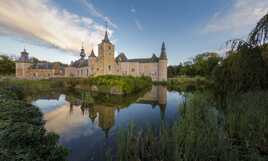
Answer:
(70, 59, 88, 68)
(116, 53, 159, 63)
(31, 63, 54, 69)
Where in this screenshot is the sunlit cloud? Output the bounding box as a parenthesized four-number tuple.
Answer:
(78, 0, 117, 29)
(0, 0, 115, 55)
(203, 0, 268, 34)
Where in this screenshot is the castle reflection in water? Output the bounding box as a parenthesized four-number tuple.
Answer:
(43, 86, 167, 138)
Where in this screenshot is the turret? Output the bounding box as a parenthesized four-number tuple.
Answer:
(19, 48, 29, 62)
(158, 42, 168, 81)
(16, 48, 32, 78)
(80, 44, 86, 59)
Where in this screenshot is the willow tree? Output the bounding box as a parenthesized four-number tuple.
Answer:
(214, 13, 268, 94)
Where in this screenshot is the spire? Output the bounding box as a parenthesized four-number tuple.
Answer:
(102, 21, 111, 43)
(160, 41, 167, 60)
(89, 49, 96, 57)
(80, 43, 86, 59)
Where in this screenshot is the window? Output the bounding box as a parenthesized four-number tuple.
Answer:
(131, 68, 135, 72)
(97, 68, 99, 71)
(108, 65, 111, 70)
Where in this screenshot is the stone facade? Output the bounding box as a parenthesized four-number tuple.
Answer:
(65, 31, 168, 81)
(16, 32, 168, 81)
(15, 49, 64, 79)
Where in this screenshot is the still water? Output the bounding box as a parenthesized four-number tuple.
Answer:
(32, 86, 184, 161)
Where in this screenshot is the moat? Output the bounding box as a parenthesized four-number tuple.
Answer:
(31, 86, 184, 161)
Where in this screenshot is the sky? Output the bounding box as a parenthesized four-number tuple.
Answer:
(0, 0, 267, 65)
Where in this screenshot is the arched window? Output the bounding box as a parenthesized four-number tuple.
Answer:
(108, 65, 111, 70)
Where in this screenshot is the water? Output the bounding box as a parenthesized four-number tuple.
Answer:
(32, 86, 184, 161)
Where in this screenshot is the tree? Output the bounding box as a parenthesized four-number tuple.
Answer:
(193, 52, 222, 77)
(213, 13, 268, 94)
(0, 55, 15, 75)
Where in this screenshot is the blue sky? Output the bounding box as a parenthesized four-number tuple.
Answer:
(0, 0, 267, 65)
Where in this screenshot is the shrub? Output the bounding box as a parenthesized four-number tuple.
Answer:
(90, 75, 152, 95)
(0, 82, 68, 161)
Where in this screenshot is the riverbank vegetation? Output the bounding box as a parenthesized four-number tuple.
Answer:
(115, 91, 268, 161)
(0, 86, 68, 161)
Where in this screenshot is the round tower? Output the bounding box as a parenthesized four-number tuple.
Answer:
(158, 42, 168, 81)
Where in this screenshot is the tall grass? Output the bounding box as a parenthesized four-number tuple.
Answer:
(114, 91, 268, 161)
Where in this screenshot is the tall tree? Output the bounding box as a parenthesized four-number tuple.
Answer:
(0, 55, 15, 76)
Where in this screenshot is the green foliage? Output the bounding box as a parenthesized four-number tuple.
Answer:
(168, 52, 222, 78)
(114, 91, 268, 161)
(225, 91, 268, 157)
(0, 55, 15, 76)
(0, 86, 68, 161)
(89, 75, 152, 95)
(213, 46, 268, 94)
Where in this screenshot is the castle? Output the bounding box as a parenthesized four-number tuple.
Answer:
(16, 31, 168, 81)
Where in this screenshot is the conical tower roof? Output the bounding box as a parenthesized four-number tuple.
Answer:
(89, 49, 96, 57)
(102, 31, 111, 43)
(160, 41, 167, 60)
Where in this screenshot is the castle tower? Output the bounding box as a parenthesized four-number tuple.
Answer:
(16, 48, 32, 78)
(97, 28, 116, 75)
(158, 42, 168, 81)
(88, 49, 97, 75)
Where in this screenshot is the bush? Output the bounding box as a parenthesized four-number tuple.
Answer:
(0, 83, 68, 161)
(90, 75, 152, 95)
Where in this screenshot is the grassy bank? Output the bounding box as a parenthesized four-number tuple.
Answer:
(0, 75, 152, 97)
(114, 91, 268, 161)
(0, 86, 68, 161)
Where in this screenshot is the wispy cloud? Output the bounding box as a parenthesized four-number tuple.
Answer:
(203, 0, 268, 34)
(131, 7, 136, 13)
(78, 0, 117, 29)
(134, 19, 143, 31)
(0, 0, 114, 55)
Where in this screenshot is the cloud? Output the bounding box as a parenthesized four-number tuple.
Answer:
(131, 8, 136, 13)
(78, 0, 117, 29)
(204, 0, 268, 33)
(0, 0, 114, 55)
(134, 19, 143, 31)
